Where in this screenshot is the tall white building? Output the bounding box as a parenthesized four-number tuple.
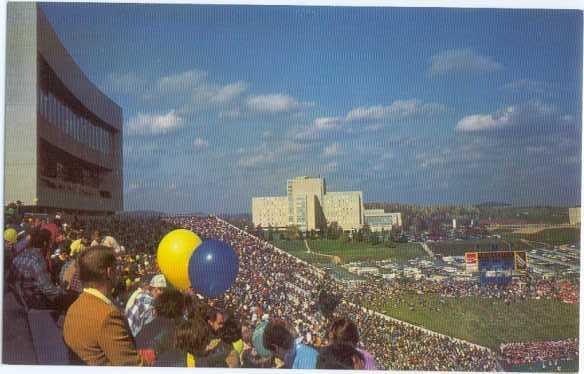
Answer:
(253, 176, 399, 232)
(323, 191, 364, 231)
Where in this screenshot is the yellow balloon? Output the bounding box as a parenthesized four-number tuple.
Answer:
(157, 229, 202, 290)
(4, 228, 17, 244)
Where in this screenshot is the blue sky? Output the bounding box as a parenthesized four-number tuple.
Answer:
(40, 3, 582, 213)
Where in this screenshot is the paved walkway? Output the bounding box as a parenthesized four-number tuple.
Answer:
(304, 239, 332, 257)
(419, 242, 436, 258)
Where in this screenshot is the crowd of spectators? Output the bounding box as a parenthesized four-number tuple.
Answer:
(346, 273, 579, 311)
(2, 211, 578, 370)
(167, 215, 502, 371)
(500, 339, 579, 366)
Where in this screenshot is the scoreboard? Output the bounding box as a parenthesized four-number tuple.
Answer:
(465, 251, 528, 285)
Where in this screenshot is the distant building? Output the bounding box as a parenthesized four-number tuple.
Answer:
(323, 191, 364, 232)
(252, 176, 365, 231)
(286, 176, 328, 231)
(363, 209, 402, 232)
(568, 207, 581, 226)
(5, 3, 123, 213)
(251, 197, 288, 229)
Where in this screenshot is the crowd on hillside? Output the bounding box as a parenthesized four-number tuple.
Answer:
(2, 210, 577, 370)
(500, 339, 579, 367)
(346, 272, 579, 311)
(168, 215, 501, 371)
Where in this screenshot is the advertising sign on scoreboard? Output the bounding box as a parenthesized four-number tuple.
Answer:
(465, 252, 479, 273)
(464, 251, 528, 285)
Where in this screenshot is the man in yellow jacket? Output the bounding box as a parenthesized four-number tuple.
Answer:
(64, 246, 143, 366)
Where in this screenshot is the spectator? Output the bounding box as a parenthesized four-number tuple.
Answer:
(317, 343, 365, 370)
(220, 315, 244, 361)
(125, 274, 167, 337)
(63, 246, 143, 366)
(204, 307, 225, 337)
(49, 248, 69, 283)
(135, 288, 186, 359)
(263, 319, 319, 369)
(155, 316, 211, 367)
(60, 255, 82, 293)
(11, 228, 73, 310)
(241, 322, 274, 368)
(199, 313, 243, 368)
(329, 317, 377, 369)
(90, 230, 102, 247)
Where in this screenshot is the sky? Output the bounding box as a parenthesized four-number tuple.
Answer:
(38, 3, 582, 214)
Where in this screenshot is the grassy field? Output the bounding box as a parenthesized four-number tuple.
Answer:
(271, 239, 332, 265)
(271, 239, 428, 264)
(506, 228, 580, 246)
(274, 238, 579, 354)
(307, 239, 427, 263)
(372, 292, 579, 350)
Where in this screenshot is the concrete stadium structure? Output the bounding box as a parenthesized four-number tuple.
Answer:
(5, 3, 123, 214)
(252, 176, 400, 232)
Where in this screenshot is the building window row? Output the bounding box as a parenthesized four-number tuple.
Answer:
(38, 88, 113, 155)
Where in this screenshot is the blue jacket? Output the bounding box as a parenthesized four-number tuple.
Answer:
(285, 341, 319, 369)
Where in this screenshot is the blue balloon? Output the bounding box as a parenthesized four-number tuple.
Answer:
(188, 239, 239, 298)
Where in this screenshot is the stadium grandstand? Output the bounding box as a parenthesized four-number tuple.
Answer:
(2, 213, 578, 370)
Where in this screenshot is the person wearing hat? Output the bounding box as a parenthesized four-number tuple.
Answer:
(91, 230, 122, 253)
(125, 274, 167, 337)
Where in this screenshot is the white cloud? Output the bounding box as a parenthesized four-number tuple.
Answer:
(346, 100, 447, 122)
(105, 68, 312, 127)
(416, 149, 453, 169)
(430, 49, 503, 76)
(314, 116, 343, 130)
(246, 94, 314, 114)
(456, 101, 560, 132)
(237, 153, 275, 168)
(127, 110, 183, 135)
(322, 143, 342, 158)
(456, 112, 511, 132)
(211, 81, 247, 103)
(193, 137, 209, 149)
(236, 140, 308, 168)
(157, 69, 208, 93)
(101, 71, 149, 95)
(297, 99, 446, 139)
